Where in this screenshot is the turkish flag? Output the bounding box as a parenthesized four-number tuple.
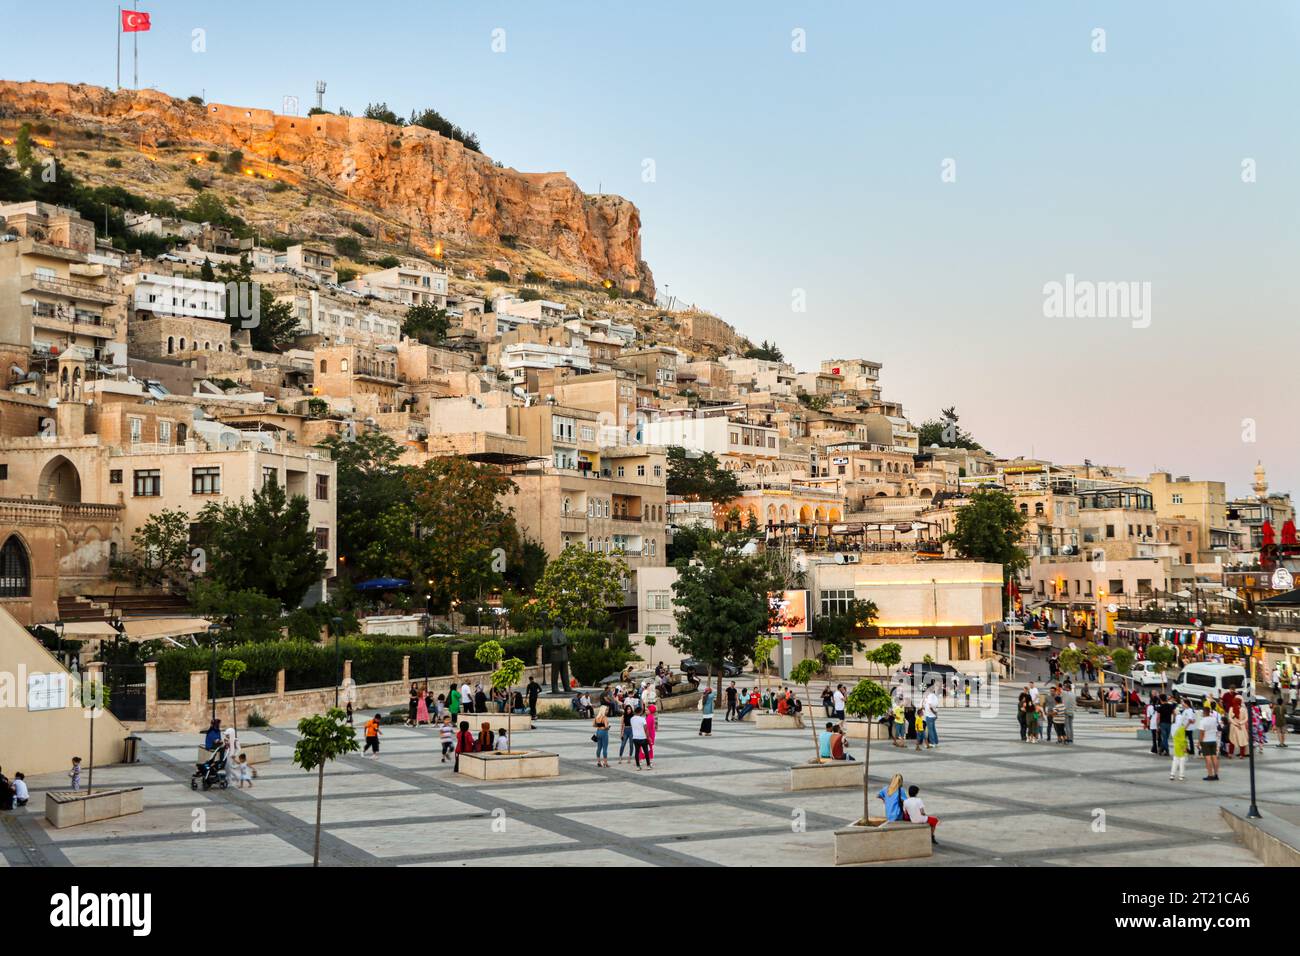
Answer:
(121, 10, 151, 32)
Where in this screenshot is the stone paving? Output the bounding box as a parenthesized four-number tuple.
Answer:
(1, 702, 1289, 866)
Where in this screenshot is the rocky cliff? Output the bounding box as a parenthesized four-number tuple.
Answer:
(0, 81, 654, 295)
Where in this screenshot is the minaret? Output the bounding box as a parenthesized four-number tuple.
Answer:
(1253, 461, 1268, 500)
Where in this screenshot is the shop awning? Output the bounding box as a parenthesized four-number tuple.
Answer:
(55, 621, 120, 636)
(1259, 588, 1300, 607)
(122, 617, 213, 640)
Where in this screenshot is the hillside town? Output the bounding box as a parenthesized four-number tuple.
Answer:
(0, 40, 1296, 889)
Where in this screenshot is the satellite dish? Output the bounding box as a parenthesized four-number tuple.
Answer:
(219, 432, 241, 450)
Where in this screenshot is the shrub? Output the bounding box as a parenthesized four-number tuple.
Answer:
(185, 175, 205, 190)
(373, 255, 400, 269)
(104, 157, 122, 169)
(485, 268, 509, 282)
(247, 710, 270, 728)
(334, 235, 362, 259)
(349, 221, 372, 237)
(269, 180, 289, 193)
(222, 149, 244, 174)
(538, 704, 583, 720)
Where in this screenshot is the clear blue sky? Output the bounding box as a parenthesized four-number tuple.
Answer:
(5, 0, 1298, 497)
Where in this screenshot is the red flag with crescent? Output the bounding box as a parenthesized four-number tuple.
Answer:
(121, 10, 151, 32)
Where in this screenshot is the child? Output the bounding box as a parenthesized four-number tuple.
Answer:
(903, 784, 939, 844)
(68, 756, 82, 791)
(439, 715, 455, 763)
(12, 772, 28, 807)
(363, 714, 382, 756)
(913, 711, 926, 751)
(345, 701, 354, 726)
(235, 753, 257, 789)
(497, 729, 510, 752)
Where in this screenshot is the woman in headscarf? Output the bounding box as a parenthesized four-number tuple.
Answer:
(221, 725, 241, 764)
(877, 774, 906, 822)
(645, 701, 658, 759)
(476, 721, 495, 753)
(1228, 699, 1249, 759)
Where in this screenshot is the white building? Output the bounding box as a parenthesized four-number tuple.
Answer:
(283, 290, 401, 346)
(500, 342, 592, 383)
(640, 412, 780, 460)
(353, 264, 448, 309)
(125, 273, 226, 322)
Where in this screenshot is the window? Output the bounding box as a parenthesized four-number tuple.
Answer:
(0, 536, 30, 597)
(0, 464, 7, 480)
(129, 417, 143, 444)
(109, 469, 122, 484)
(646, 624, 673, 636)
(820, 588, 856, 617)
(637, 464, 645, 477)
(263, 466, 278, 487)
(1172, 494, 1183, 504)
(316, 474, 330, 500)
(653, 464, 662, 478)
(133, 469, 161, 497)
(192, 467, 221, 495)
(649, 590, 672, 610)
(315, 527, 330, 551)
(616, 465, 625, 478)
(159, 421, 172, 444)
(552, 416, 576, 442)
(1105, 524, 1115, 538)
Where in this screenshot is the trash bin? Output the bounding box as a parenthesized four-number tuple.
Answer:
(123, 735, 141, 764)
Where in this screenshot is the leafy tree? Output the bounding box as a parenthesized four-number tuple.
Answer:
(643, 634, 657, 668)
(0, 147, 28, 200)
(1146, 643, 1178, 675)
(845, 679, 892, 825)
(1058, 647, 1082, 678)
(754, 636, 779, 701)
(334, 235, 362, 259)
(366, 457, 517, 612)
(811, 598, 878, 654)
(530, 545, 627, 632)
(475, 640, 525, 749)
(401, 303, 449, 343)
(743, 340, 784, 362)
(942, 488, 1028, 602)
(218, 658, 247, 740)
(129, 507, 192, 588)
(200, 258, 216, 282)
(1110, 647, 1136, 715)
(363, 102, 404, 126)
(671, 530, 783, 699)
(15, 124, 34, 168)
(917, 406, 982, 450)
(502, 538, 547, 594)
(791, 643, 838, 762)
(409, 106, 481, 152)
(196, 476, 327, 607)
(317, 430, 406, 576)
(864, 641, 903, 676)
(666, 523, 708, 564)
(193, 581, 284, 643)
(665, 446, 742, 504)
(292, 709, 359, 866)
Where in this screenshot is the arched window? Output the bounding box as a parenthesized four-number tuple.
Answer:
(320, 360, 328, 373)
(167, 336, 175, 355)
(0, 536, 31, 597)
(179, 337, 186, 351)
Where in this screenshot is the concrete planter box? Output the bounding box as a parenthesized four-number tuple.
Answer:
(456, 750, 559, 781)
(197, 741, 272, 765)
(454, 715, 533, 735)
(790, 759, 863, 791)
(45, 787, 144, 829)
(834, 818, 933, 865)
(842, 721, 892, 741)
(755, 713, 805, 730)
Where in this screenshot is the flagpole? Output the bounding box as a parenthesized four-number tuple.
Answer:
(116, 7, 121, 90)
(132, 0, 138, 89)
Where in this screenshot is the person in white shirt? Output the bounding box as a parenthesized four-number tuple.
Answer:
(921, 689, 939, 748)
(1198, 704, 1221, 780)
(832, 686, 846, 719)
(1146, 700, 1159, 754)
(902, 784, 938, 844)
(630, 711, 651, 769)
(496, 730, 510, 752)
(460, 682, 473, 714)
(1028, 683, 1039, 704)
(12, 772, 28, 807)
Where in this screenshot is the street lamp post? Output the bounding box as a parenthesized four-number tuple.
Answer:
(209, 622, 220, 724)
(423, 594, 431, 692)
(1246, 638, 1262, 819)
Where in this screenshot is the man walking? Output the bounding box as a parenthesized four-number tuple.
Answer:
(1156, 694, 1175, 756)
(526, 676, 541, 727)
(1198, 702, 1221, 781)
(922, 685, 939, 749)
(1061, 680, 1076, 743)
(832, 683, 846, 721)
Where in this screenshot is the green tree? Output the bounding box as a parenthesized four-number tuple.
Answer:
(408, 106, 481, 152)
(192, 582, 284, 643)
(530, 545, 627, 632)
(317, 430, 406, 576)
(791, 643, 838, 762)
(754, 636, 779, 702)
(643, 634, 657, 668)
(812, 598, 878, 654)
(845, 679, 892, 824)
(292, 708, 359, 866)
(743, 340, 784, 362)
(1058, 647, 1082, 678)
(199, 258, 216, 282)
(1110, 647, 1136, 716)
(665, 446, 742, 504)
(218, 658, 247, 741)
(362, 102, 404, 125)
(942, 488, 1028, 603)
(15, 123, 34, 168)
(78, 677, 111, 794)
(1146, 643, 1178, 676)
(917, 406, 982, 450)
(196, 475, 327, 607)
(476, 640, 525, 749)
(401, 303, 449, 343)
(671, 530, 783, 699)
(252, 285, 300, 351)
(864, 641, 903, 676)
(367, 457, 517, 613)
(130, 507, 192, 588)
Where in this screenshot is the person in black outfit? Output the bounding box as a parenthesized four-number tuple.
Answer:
(526, 677, 541, 725)
(725, 682, 738, 721)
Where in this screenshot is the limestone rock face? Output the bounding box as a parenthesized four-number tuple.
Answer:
(0, 81, 654, 296)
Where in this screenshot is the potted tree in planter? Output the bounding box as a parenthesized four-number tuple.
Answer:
(791, 643, 838, 762)
(1110, 647, 1136, 717)
(831, 677, 932, 863)
(476, 639, 525, 751)
(754, 636, 778, 710)
(292, 708, 358, 867)
(219, 658, 247, 743)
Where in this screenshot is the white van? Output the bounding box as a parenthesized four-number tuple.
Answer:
(1173, 662, 1248, 702)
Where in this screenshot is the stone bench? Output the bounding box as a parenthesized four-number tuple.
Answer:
(456, 750, 560, 781)
(452, 714, 533, 734)
(197, 741, 271, 765)
(790, 759, 863, 791)
(45, 787, 144, 829)
(755, 712, 805, 730)
(834, 818, 933, 864)
(841, 720, 892, 741)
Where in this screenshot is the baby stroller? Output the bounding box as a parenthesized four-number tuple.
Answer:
(191, 744, 229, 790)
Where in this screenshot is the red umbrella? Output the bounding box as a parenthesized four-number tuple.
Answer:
(1282, 519, 1297, 546)
(1262, 520, 1276, 546)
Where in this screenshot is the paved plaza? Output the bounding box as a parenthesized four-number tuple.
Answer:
(1, 702, 1290, 867)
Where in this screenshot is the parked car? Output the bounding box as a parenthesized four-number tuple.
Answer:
(1130, 660, 1169, 687)
(1172, 662, 1248, 703)
(1017, 630, 1052, 649)
(680, 657, 744, 678)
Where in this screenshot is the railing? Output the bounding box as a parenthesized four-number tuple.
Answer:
(23, 273, 117, 302)
(1118, 607, 1300, 633)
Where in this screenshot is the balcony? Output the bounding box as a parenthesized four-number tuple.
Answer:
(22, 273, 118, 304)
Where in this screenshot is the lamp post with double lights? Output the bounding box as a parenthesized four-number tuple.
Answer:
(332, 616, 343, 709)
(1245, 634, 1262, 819)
